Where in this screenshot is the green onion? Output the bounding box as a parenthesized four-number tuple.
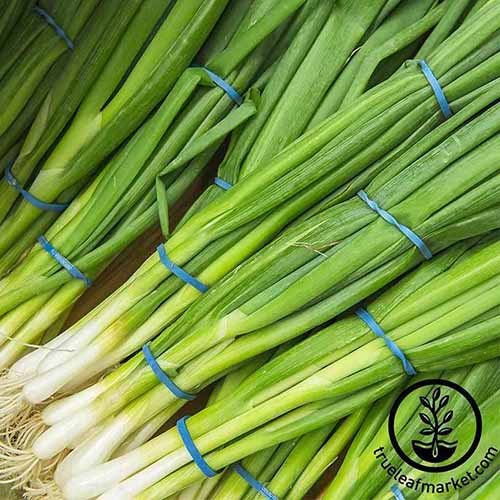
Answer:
(0, 0, 423, 384)
(2, 21, 498, 492)
(2, 2, 500, 494)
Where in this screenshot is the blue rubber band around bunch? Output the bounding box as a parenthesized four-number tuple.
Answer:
(157, 245, 208, 293)
(37, 236, 91, 287)
(177, 416, 218, 478)
(391, 485, 406, 500)
(417, 60, 452, 119)
(142, 344, 196, 401)
(214, 177, 232, 190)
(200, 67, 243, 106)
(33, 5, 74, 49)
(357, 190, 433, 260)
(233, 464, 279, 500)
(356, 308, 416, 376)
(5, 161, 69, 212)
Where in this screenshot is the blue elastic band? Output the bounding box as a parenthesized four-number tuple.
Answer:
(177, 416, 218, 478)
(357, 190, 432, 260)
(417, 60, 452, 119)
(37, 236, 91, 287)
(157, 245, 208, 293)
(200, 67, 243, 106)
(391, 485, 406, 500)
(33, 5, 74, 50)
(214, 177, 232, 190)
(5, 161, 69, 212)
(356, 308, 416, 376)
(233, 464, 279, 500)
(142, 344, 196, 401)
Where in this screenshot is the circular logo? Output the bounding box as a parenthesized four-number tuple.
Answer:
(388, 379, 482, 473)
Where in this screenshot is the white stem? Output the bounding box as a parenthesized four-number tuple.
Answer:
(96, 449, 191, 500)
(40, 317, 114, 374)
(42, 381, 108, 425)
(59, 443, 190, 500)
(32, 405, 102, 459)
(67, 417, 111, 450)
(54, 415, 115, 484)
(7, 328, 75, 379)
(53, 401, 155, 483)
(113, 403, 182, 457)
(23, 343, 104, 404)
(56, 414, 183, 497)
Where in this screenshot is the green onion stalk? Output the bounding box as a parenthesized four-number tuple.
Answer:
(22, 84, 500, 463)
(3, 0, 495, 403)
(466, 472, 500, 500)
(0, 0, 232, 262)
(324, 359, 500, 500)
(0, 0, 431, 381)
(0, 0, 35, 47)
(284, 410, 369, 500)
(0, 0, 99, 140)
(194, 351, 369, 499)
(71, 234, 500, 499)
(214, 407, 369, 500)
(169, 352, 277, 500)
(0, 0, 309, 372)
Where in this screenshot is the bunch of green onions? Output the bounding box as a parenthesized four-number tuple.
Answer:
(0, 0, 99, 148)
(0, 0, 450, 397)
(66, 233, 500, 499)
(0, 0, 498, 495)
(0, 7, 498, 491)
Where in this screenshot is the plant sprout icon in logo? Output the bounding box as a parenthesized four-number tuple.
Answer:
(388, 379, 482, 473)
(412, 387, 458, 463)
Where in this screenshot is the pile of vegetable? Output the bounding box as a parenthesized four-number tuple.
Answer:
(0, 0, 498, 498)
